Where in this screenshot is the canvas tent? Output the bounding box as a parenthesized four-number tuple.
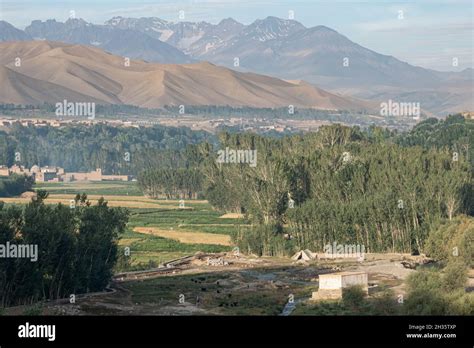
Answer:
(291, 249, 316, 261)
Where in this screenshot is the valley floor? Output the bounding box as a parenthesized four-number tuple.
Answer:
(3, 181, 471, 316)
(5, 252, 426, 316)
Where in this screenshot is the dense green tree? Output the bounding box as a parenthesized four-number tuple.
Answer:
(190, 120, 473, 256)
(0, 195, 129, 306)
(0, 124, 214, 175)
(0, 175, 34, 197)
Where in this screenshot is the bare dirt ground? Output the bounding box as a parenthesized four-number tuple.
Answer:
(5, 252, 425, 316)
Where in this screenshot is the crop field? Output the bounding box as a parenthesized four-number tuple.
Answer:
(4, 181, 438, 318)
(132, 227, 232, 246)
(8, 181, 211, 209)
(4, 181, 246, 269)
(34, 181, 143, 196)
(120, 206, 248, 269)
(1, 196, 192, 209)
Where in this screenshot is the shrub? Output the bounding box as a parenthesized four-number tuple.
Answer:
(406, 269, 442, 293)
(442, 260, 468, 291)
(342, 285, 366, 309)
(425, 217, 473, 267)
(404, 258, 472, 315)
(444, 291, 474, 315)
(23, 305, 43, 316)
(404, 289, 448, 315)
(369, 290, 399, 315)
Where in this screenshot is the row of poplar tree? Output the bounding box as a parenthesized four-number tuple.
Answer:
(138, 115, 473, 256)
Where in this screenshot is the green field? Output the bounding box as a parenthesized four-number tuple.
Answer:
(127, 207, 247, 234)
(34, 181, 143, 196)
(119, 206, 250, 270)
(29, 181, 246, 270)
(3, 185, 238, 270)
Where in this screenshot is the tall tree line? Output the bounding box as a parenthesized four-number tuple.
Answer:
(138, 168, 203, 199)
(0, 193, 129, 307)
(140, 116, 472, 256)
(0, 124, 214, 175)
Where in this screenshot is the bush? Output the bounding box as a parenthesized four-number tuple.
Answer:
(444, 290, 474, 315)
(425, 217, 473, 267)
(403, 258, 472, 315)
(405, 269, 442, 293)
(342, 285, 366, 309)
(23, 304, 43, 316)
(442, 260, 468, 291)
(404, 289, 448, 315)
(369, 290, 399, 315)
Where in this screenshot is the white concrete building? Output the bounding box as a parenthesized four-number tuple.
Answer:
(312, 271, 368, 300)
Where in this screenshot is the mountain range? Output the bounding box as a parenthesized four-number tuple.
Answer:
(104, 16, 473, 115)
(0, 41, 373, 110)
(1, 19, 191, 64)
(1, 16, 472, 114)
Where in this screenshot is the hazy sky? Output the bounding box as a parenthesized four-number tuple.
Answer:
(1, 0, 472, 71)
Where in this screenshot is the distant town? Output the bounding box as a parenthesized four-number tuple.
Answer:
(0, 164, 131, 183)
(0, 117, 139, 129)
(0, 114, 409, 134)
(5, 106, 469, 134)
(0, 116, 294, 133)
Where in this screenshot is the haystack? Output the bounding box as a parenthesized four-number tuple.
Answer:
(20, 191, 37, 199)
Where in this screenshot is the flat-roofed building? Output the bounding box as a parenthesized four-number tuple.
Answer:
(0, 166, 9, 176)
(312, 271, 368, 300)
(9, 164, 30, 176)
(461, 111, 474, 120)
(102, 174, 130, 181)
(63, 168, 102, 182)
(35, 171, 58, 182)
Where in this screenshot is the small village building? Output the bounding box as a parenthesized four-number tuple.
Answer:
(0, 166, 9, 176)
(312, 271, 368, 300)
(9, 164, 30, 175)
(102, 174, 130, 181)
(63, 169, 103, 182)
(35, 171, 58, 182)
(0, 164, 131, 183)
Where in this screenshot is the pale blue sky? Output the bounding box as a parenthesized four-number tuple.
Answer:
(1, 0, 472, 71)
